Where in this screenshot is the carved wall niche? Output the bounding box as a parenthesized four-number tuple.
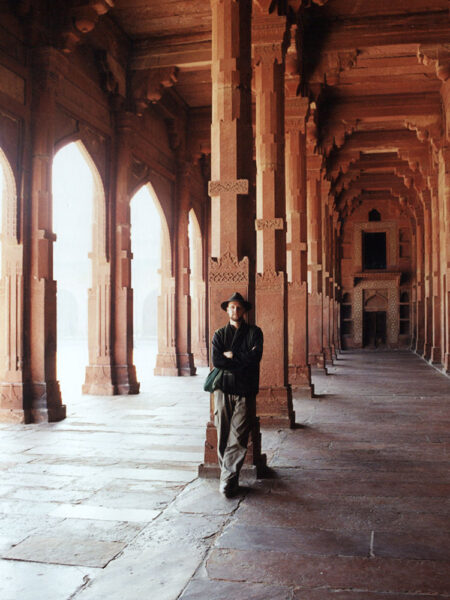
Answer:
(353, 220, 398, 271)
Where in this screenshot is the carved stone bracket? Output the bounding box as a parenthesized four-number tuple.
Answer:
(131, 67, 178, 115)
(404, 117, 442, 152)
(255, 218, 284, 230)
(208, 179, 249, 196)
(60, 1, 114, 54)
(418, 44, 450, 82)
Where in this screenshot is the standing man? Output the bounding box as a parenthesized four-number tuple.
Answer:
(211, 292, 263, 497)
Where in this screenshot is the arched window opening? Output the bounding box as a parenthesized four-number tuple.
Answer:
(369, 209, 381, 222)
(53, 142, 93, 400)
(130, 184, 162, 388)
(189, 208, 207, 366)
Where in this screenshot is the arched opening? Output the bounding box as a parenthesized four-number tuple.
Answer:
(0, 147, 23, 408)
(189, 208, 207, 366)
(52, 141, 94, 400)
(130, 183, 164, 388)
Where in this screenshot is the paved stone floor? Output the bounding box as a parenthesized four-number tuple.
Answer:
(1, 349, 450, 599)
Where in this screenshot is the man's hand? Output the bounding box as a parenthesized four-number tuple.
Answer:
(223, 351, 233, 359)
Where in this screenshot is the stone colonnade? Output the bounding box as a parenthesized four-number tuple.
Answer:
(0, 41, 210, 422)
(0, 0, 449, 461)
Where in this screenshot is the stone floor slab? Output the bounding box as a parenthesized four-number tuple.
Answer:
(206, 548, 450, 595)
(0, 558, 96, 600)
(51, 503, 161, 523)
(216, 523, 370, 557)
(180, 579, 293, 599)
(3, 535, 126, 567)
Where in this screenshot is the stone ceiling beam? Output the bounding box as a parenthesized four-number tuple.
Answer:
(131, 38, 212, 70)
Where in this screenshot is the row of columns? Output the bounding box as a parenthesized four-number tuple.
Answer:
(0, 46, 209, 423)
(202, 0, 340, 473)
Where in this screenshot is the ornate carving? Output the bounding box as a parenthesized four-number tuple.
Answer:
(353, 279, 400, 346)
(209, 252, 249, 284)
(208, 179, 249, 196)
(256, 270, 284, 289)
(131, 67, 178, 115)
(255, 218, 284, 230)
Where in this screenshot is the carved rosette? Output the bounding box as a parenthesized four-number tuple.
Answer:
(209, 252, 249, 285)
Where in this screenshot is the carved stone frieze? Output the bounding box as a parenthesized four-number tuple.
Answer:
(255, 218, 284, 230)
(209, 252, 249, 285)
(208, 179, 249, 196)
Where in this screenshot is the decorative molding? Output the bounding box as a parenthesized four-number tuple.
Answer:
(255, 218, 284, 231)
(209, 252, 249, 284)
(208, 179, 249, 196)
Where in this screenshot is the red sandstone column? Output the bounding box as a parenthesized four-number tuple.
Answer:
(175, 162, 196, 376)
(199, 0, 265, 478)
(27, 48, 66, 422)
(111, 112, 140, 393)
(430, 181, 442, 365)
(253, 8, 294, 428)
(284, 27, 312, 399)
(439, 147, 450, 372)
(0, 159, 27, 422)
(414, 215, 425, 355)
(321, 183, 333, 364)
(307, 126, 326, 367)
(422, 192, 432, 359)
(83, 175, 115, 394)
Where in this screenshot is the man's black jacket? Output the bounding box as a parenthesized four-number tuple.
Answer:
(211, 321, 263, 396)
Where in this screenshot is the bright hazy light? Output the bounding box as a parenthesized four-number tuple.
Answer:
(0, 162, 3, 271)
(131, 185, 161, 340)
(53, 142, 93, 341)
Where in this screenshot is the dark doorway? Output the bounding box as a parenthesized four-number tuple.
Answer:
(363, 232, 386, 270)
(363, 311, 387, 347)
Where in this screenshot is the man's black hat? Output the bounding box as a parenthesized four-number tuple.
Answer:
(221, 292, 252, 312)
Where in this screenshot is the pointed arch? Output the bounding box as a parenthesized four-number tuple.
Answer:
(130, 180, 177, 378)
(189, 207, 208, 366)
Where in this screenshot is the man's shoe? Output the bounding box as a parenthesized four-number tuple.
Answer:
(219, 481, 239, 498)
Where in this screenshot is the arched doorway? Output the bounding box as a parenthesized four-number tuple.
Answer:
(52, 141, 94, 400)
(363, 292, 388, 348)
(130, 183, 163, 388)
